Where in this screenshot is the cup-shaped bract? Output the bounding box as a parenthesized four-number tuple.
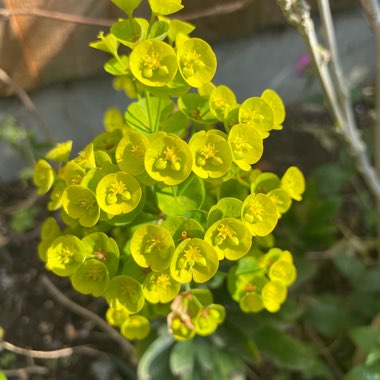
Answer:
(170, 238, 219, 283)
(92, 129, 123, 156)
(161, 216, 204, 244)
(166, 19, 195, 43)
(45, 140, 73, 162)
(63, 161, 86, 186)
(46, 235, 86, 277)
(105, 275, 145, 313)
(33, 159, 55, 195)
(241, 193, 278, 236)
(130, 40, 178, 87)
(189, 130, 232, 179)
(62, 185, 100, 227)
(130, 224, 175, 271)
(144, 133, 192, 185)
(71, 259, 110, 297)
(267, 188, 292, 217)
(74, 143, 96, 170)
(228, 123, 263, 171)
(149, 0, 183, 15)
(177, 38, 217, 88)
(261, 280, 287, 313)
(38, 217, 61, 262)
(194, 304, 225, 336)
(261, 89, 285, 129)
(251, 172, 281, 194)
(106, 306, 129, 327)
(167, 311, 195, 341)
(209, 85, 237, 122)
(111, 0, 142, 15)
(178, 93, 218, 125)
(96, 172, 142, 215)
(121, 315, 151, 340)
(116, 128, 149, 176)
(111, 18, 147, 49)
(236, 274, 268, 313)
(143, 271, 180, 304)
(281, 166, 305, 201)
(204, 217, 252, 261)
(264, 248, 296, 286)
(207, 197, 243, 227)
(239, 97, 274, 138)
(82, 232, 120, 276)
(48, 180, 66, 211)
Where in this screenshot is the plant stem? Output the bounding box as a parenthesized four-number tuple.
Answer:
(40, 275, 136, 363)
(367, 0, 380, 258)
(277, 0, 380, 257)
(145, 89, 154, 132)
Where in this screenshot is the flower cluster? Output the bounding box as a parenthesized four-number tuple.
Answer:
(34, 0, 305, 342)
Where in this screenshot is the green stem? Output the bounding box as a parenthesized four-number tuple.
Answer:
(147, 13, 156, 37)
(145, 90, 154, 132)
(154, 97, 162, 132)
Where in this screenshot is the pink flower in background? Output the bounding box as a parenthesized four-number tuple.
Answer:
(295, 52, 312, 76)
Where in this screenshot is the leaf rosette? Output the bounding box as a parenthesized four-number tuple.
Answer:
(189, 130, 232, 179)
(71, 259, 110, 297)
(204, 217, 252, 261)
(62, 185, 100, 227)
(144, 132, 192, 185)
(130, 40, 178, 87)
(170, 238, 219, 283)
(46, 235, 86, 277)
(228, 123, 263, 171)
(105, 275, 145, 313)
(241, 193, 278, 236)
(177, 38, 216, 88)
(96, 172, 142, 215)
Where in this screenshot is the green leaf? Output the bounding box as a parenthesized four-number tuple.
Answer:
(137, 334, 175, 380)
(350, 326, 380, 352)
(111, 0, 142, 15)
(306, 295, 346, 337)
(344, 362, 380, 380)
(157, 174, 205, 216)
(332, 251, 366, 285)
(178, 93, 217, 125)
(125, 97, 174, 132)
(252, 326, 317, 370)
(170, 341, 195, 377)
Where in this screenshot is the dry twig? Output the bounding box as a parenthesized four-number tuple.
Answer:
(2, 366, 49, 378)
(0, 68, 54, 144)
(40, 275, 136, 364)
(303, 322, 344, 379)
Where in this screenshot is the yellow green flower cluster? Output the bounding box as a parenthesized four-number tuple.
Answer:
(33, 0, 305, 342)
